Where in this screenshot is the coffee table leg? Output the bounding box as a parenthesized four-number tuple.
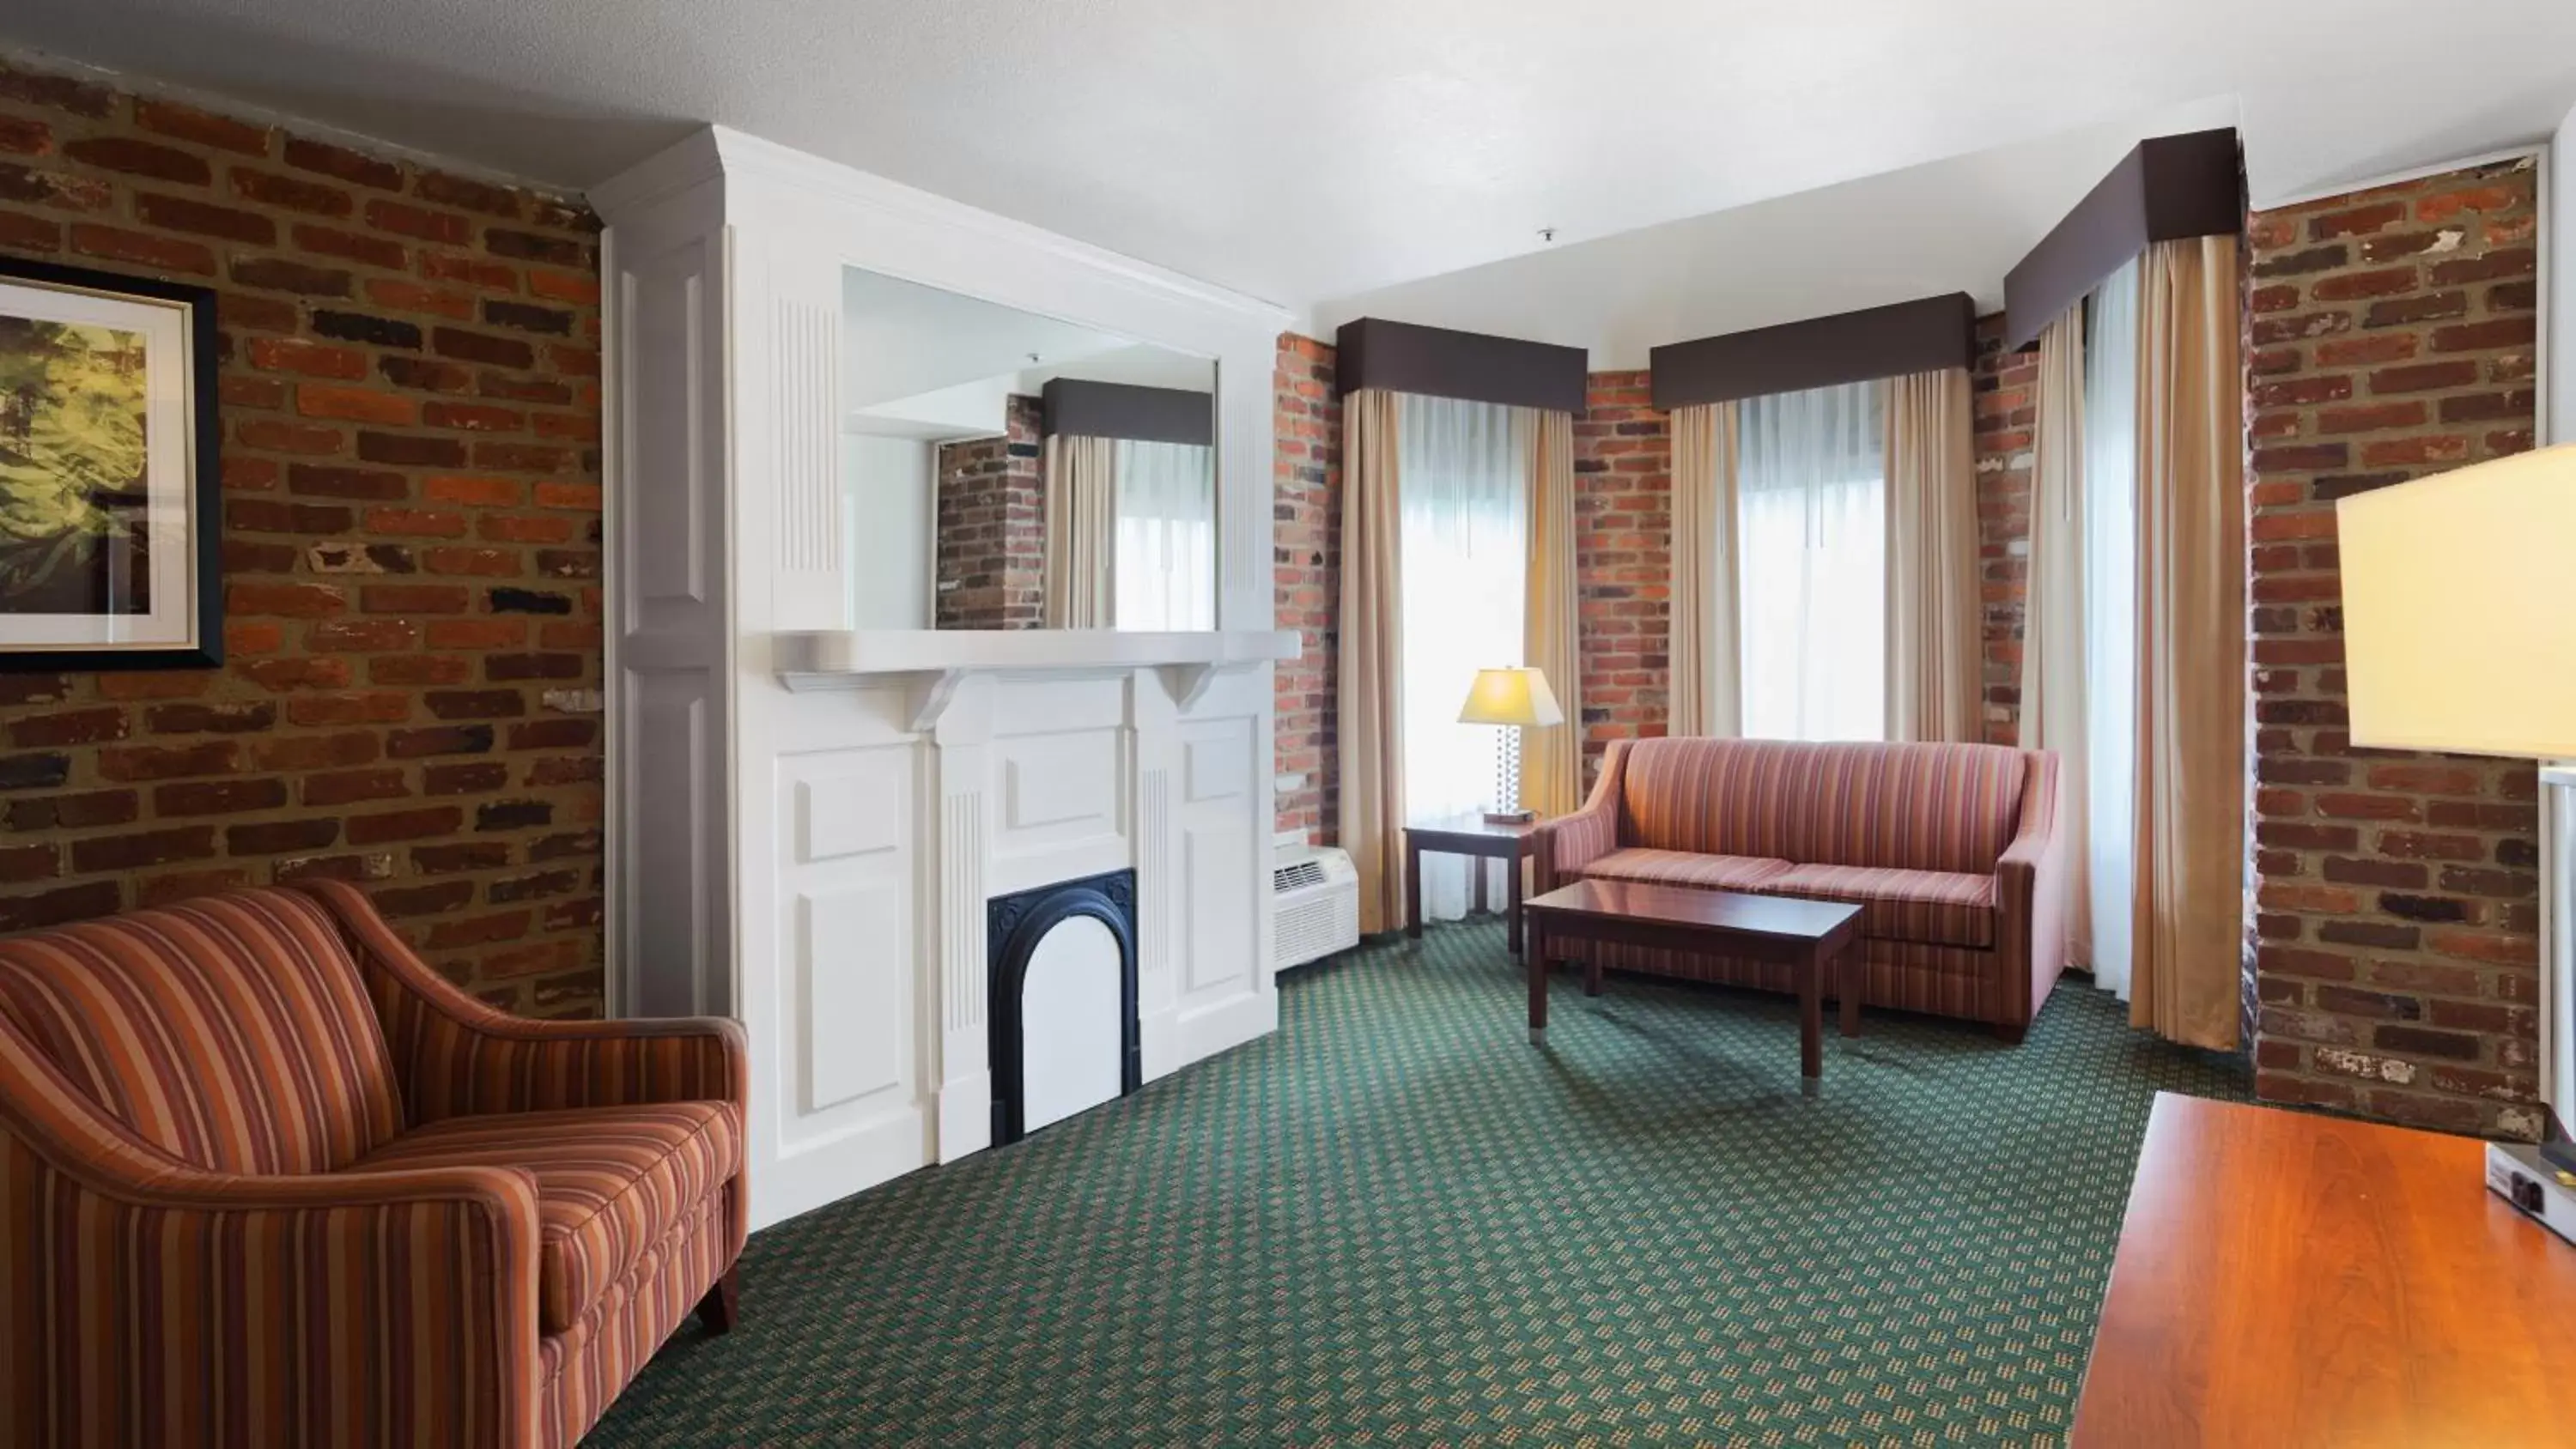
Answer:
(1527, 920, 1548, 1046)
(1800, 949, 1823, 1081)
(1506, 853, 1524, 960)
(1838, 941, 1862, 1038)
(1583, 952, 1601, 997)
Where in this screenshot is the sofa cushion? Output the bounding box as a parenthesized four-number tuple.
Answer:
(0, 889, 404, 1174)
(350, 1100, 742, 1334)
(1575, 848, 1795, 894)
(1759, 863, 1998, 949)
(1619, 738, 2028, 876)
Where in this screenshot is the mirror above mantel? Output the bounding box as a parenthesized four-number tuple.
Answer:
(841, 266, 1217, 633)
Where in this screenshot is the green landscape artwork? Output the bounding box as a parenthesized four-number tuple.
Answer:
(0, 312, 151, 615)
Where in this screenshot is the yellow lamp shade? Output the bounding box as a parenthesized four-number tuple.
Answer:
(1457, 667, 1564, 728)
(2336, 443, 2576, 758)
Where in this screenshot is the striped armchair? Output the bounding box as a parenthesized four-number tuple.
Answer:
(0, 882, 747, 1447)
(1544, 737, 2069, 1039)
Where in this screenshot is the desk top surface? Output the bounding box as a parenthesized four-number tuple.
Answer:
(2074, 1093, 2576, 1447)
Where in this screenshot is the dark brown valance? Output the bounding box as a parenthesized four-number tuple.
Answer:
(1333, 317, 1587, 415)
(2003, 128, 2243, 349)
(1040, 379, 1212, 446)
(1649, 293, 1978, 411)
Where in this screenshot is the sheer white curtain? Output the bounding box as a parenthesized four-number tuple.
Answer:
(1113, 440, 1216, 631)
(1738, 379, 1886, 741)
(1398, 394, 1528, 922)
(2083, 257, 2143, 999)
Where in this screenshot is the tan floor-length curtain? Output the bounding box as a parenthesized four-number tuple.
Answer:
(1041, 434, 1115, 627)
(2130, 236, 2246, 1050)
(1515, 411, 1577, 818)
(1884, 367, 1980, 743)
(2020, 312, 2091, 968)
(1520, 408, 1582, 815)
(1338, 390, 1407, 933)
(1668, 401, 1744, 737)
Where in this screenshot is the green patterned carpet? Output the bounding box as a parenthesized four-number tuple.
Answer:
(589, 920, 2246, 1447)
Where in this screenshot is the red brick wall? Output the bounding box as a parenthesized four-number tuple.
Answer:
(2244, 157, 2544, 1137)
(0, 62, 605, 1014)
(1969, 314, 2036, 746)
(1273, 334, 1340, 841)
(1574, 372, 1671, 787)
(933, 394, 1043, 629)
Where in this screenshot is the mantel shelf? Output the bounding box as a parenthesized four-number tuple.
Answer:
(775, 628, 1300, 718)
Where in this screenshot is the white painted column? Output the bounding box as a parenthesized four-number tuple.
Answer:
(1130, 668, 1181, 1077)
(931, 673, 997, 1161)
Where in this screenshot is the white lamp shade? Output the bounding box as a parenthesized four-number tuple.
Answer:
(1457, 667, 1564, 728)
(2336, 442, 2576, 758)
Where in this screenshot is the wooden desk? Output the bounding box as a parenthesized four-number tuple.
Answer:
(2075, 1093, 2576, 1446)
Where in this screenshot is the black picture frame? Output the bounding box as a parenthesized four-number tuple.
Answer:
(0, 253, 222, 672)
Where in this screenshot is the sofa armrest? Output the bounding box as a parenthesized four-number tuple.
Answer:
(0, 1020, 544, 1446)
(1995, 749, 2069, 1026)
(1544, 737, 1633, 889)
(298, 880, 748, 1125)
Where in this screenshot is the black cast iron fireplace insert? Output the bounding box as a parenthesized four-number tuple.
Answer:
(986, 868, 1140, 1145)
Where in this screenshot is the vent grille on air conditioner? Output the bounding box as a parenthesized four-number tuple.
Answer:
(1273, 858, 1327, 893)
(1272, 845, 1360, 970)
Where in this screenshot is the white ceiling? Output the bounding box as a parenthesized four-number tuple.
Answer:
(9, 1, 2575, 318)
(1317, 97, 2246, 367)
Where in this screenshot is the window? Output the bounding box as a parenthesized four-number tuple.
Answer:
(1737, 379, 1886, 741)
(2081, 255, 2142, 997)
(1113, 440, 1216, 631)
(1396, 394, 1526, 921)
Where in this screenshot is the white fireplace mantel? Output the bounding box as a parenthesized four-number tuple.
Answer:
(775, 627, 1300, 725)
(594, 124, 1292, 1233)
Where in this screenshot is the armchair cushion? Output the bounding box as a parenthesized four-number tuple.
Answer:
(0, 889, 403, 1174)
(1576, 848, 1794, 893)
(352, 1100, 743, 1335)
(1759, 863, 1998, 949)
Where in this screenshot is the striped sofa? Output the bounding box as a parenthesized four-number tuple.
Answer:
(0, 882, 748, 1448)
(1543, 737, 2069, 1039)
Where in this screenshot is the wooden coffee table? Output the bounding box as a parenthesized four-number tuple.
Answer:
(1522, 879, 1865, 1080)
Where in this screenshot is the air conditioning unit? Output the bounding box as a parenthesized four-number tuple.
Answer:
(1273, 843, 1360, 971)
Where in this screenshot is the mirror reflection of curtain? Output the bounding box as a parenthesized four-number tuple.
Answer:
(1113, 440, 1216, 631)
(1737, 379, 1886, 742)
(1397, 394, 1528, 923)
(1042, 434, 1115, 628)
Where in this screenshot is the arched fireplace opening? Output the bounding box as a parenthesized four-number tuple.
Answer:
(987, 869, 1141, 1144)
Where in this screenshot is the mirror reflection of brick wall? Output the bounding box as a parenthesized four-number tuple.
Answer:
(933, 393, 1044, 628)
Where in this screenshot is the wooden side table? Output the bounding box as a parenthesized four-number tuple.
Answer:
(1404, 814, 1549, 957)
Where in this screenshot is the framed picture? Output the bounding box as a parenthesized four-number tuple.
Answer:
(0, 256, 221, 670)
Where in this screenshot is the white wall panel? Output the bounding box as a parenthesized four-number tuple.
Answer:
(799, 882, 908, 1112)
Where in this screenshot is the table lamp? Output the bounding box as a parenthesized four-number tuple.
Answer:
(1457, 666, 1564, 825)
(2337, 441, 2576, 1164)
